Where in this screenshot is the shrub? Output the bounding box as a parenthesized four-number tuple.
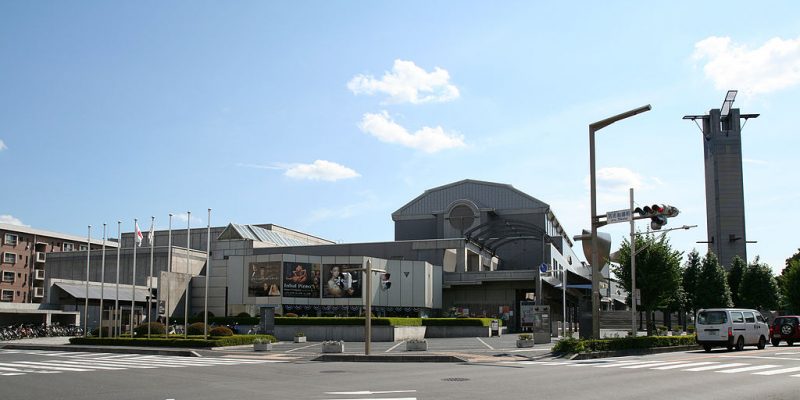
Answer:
(91, 327, 113, 337)
(284, 313, 299, 317)
(209, 326, 234, 337)
(294, 331, 305, 337)
(187, 322, 207, 336)
(553, 335, 697, 354)
(553, 337, 585, 354)
(686, 325, 695, 333)
(134, 322, 166, 337)
(518, 334, 533, 341)
(195, 311, 215, 319)
(69, 334, 276, 347)
(236, 312, 251, 317)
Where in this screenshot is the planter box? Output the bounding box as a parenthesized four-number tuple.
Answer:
(254, 342, 272, 352)
(406, 341, 428, 351)
(322, 341, 344, 353)
(516, 339, 534, 348)
(294, 336, 307, 343)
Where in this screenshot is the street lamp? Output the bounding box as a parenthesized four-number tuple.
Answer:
(589, 104, 651, 339)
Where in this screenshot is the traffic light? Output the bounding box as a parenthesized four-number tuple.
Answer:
(380, 272, 391, 290)
(634, 204, 680, 230)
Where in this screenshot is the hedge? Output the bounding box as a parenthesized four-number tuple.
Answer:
(553, 335, 697, 354)
(274, 317, 422, 326)
(421, 318, 500, 327)
(68, 334, 276, 348)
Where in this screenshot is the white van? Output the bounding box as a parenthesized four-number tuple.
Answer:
(696, 308, 769, 352)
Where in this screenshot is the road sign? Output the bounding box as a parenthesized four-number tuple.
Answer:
(540, 263, 548, 273)
(606, 209, 631, 224)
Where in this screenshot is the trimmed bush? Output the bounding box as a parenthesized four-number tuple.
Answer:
(275, 317, 422, 326)
(553, 335, 697, 355)
(134, 322, 166, 337)
(209, 326, 234, 337)
(187, 322, 207, 336)
(68, 334, 276, 348)
(236, 312, 251, 317)
(421, 318, 499, 327)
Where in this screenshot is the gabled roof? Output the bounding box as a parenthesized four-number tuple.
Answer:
(392, 179, 549, 218)
(217, 223, 319, 246)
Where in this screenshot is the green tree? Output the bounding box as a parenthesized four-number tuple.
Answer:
(611, 233, 682, 335)
(682, 250, 702, 314)
(738, 258, 779, 311)
(695, 252, 732, 309)
(780, 260, 800, 314)
(727, 256, 746, 307)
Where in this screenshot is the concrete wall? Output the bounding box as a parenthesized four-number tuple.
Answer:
(273, 325, 425, 342)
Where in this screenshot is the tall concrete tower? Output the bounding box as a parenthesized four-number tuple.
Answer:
(684, 90, 758, 269)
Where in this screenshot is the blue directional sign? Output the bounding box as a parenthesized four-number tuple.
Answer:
(539, 263, 548, 273)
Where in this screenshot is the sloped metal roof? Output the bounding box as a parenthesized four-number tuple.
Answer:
(392, 179, 549, 218)
(218, 224, 316, 246)
(54, 282, 152, 302)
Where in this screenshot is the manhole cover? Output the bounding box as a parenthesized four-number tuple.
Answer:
(442, 377, 470, 382)
(319, 370, 347, 374)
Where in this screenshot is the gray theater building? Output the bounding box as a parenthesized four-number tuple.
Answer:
(42, 179, 598, 334)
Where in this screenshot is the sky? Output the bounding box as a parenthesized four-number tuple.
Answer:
(1, 1, 799, 275)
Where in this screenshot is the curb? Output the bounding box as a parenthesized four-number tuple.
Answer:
(569, 345, 701, 360)
(1, 344, 201, 357)
(312, 354, 467, 363)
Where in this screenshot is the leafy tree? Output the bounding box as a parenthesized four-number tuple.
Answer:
(727, 256, 746, 307)
(682, 250, 702, 314)
(780, 260, 800, 314)
(738, 258, 779, 311)
(611, 233, 682, 335)
(695, 252, 732, 309)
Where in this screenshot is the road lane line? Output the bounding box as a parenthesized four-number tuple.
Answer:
(621, 361, 683, 369)
(684, 363, 748, 371)
(10, 362, 93, 372)
(594, 360, 660, 368)
(651, 362, 717, 370)
(717, 364, 780, 373)
(286, 343, 321, 353)
(476, 337, 494, 350)
(386, 341, 406, 352)
(753, 366, 800, 375)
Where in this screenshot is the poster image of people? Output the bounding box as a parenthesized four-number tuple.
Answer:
(282, 262, 320, 298)
(323, 264, 362, 298)
(248, 262, 281, 297)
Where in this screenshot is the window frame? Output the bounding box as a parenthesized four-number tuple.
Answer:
(1, 271, 14, 283)
(731, 312, 745, 323)
(2, 252, 17, 264)
(3, 233, 18, 246)
(744, 312, 756, 323)
(62, 242, 74, 252)
(78, 244, 88, 251)
(0, 289, 13, 302)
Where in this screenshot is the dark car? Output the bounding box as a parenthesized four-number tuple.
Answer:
(770, 316, 800, 346)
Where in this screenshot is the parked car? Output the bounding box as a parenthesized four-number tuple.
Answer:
(770, 315, 800, 347)
(695, 308, 769, 352)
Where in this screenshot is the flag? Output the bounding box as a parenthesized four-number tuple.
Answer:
(148, 220, 155, 246)
(135, 222, 143, 247)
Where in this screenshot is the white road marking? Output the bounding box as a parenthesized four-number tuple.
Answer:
(717, 364, 780, 373)
(651, 362, 717, 370)
(753, 366, 800, 376)
(286, 343, 321, 353)
(386, 341, 406, 352)
(475, 337, 494, 350)
(621, 361, 683, 369)
(326, 390, 417, 395)
(684, 363, 748, 371)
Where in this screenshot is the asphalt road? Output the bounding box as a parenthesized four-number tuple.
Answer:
(2, 340, 800, 399)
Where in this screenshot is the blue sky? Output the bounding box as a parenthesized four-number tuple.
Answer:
(1, 1, 799, 274)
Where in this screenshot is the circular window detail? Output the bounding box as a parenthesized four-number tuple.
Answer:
(449, 204, 476, 231)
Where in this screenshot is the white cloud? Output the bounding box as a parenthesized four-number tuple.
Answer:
(304, 191, 383, 225)
(358, 111, 466, 153)
(347, 59, 460, 104)
(284, 160, 361, 182)
(0, 140, 6, 151)
(743, 158, 768, 165)
(235, 163, 283, 170)
(0, 215, 26, 226)
(692, 36, 800, 95)
(172, 212, 204, 226)
(596, 167, 644, 192)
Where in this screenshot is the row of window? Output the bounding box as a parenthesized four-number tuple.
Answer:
(3, 233, 86, 252)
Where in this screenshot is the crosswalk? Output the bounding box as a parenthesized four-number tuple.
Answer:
(502, 358, 800, 378)
(0, 349, 283, 377)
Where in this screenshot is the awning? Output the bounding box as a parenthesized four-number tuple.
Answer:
(54, 282, 153, 302)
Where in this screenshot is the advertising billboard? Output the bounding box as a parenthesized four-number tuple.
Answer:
(282, 262, 321, 298)
(248, 261, 282, 297)
(322, 264, 362, 298)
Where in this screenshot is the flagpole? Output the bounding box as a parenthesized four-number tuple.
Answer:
(203, 208, 210, 340)
(166, 213, 172, 339)
(184, 211, 190, 339)
(115, 221, 121, 338)
(84, 225, 91, 337)
(99, 224, 106, 338)
(131, 219, 138, 336)
(146, 216, 154, 338)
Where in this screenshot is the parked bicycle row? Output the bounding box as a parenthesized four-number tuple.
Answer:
(0, 323, 83, 341)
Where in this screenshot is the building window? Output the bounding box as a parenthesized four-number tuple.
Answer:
(1, 290, 12, 302)
(3, 233, 18, 246)
(79, 244, 88, 251)
(2, 252, 16, 264)
(63, 242, 74, 252)
(2, 271, 13, 283)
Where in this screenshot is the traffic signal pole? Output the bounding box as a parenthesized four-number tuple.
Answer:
(630, 188, 637, 337)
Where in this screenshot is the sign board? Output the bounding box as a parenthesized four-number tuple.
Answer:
(259, 306, 275, 336)
(635, 289, 641, 306)
(539, 263, 548, 273)
(606, 209, 632, 224)
(157, 300, 166, 316)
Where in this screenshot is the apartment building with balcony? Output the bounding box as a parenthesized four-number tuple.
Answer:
(0, 223, 114, 304)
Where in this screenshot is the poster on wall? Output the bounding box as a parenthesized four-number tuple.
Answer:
(248, 262, 282, 297)
(322, 264, 362, 298)
(282, 262, 321, 298)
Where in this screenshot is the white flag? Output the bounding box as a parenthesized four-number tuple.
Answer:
(135, 222, 143, 247)
(148, 220, 155, 246)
